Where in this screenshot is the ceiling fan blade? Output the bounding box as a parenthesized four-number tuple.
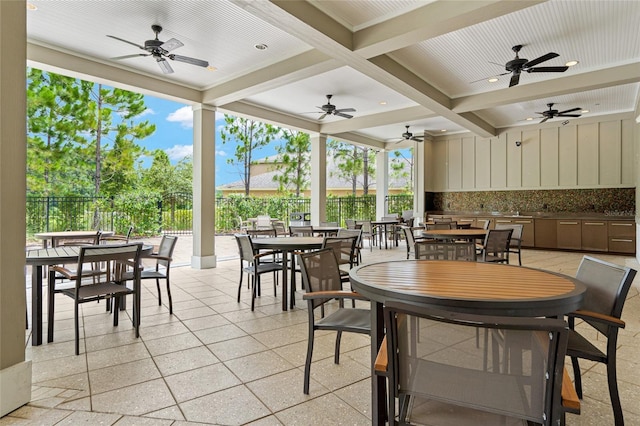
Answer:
(334, 112, 353, 119)
(111, 54, 150, 60)
(318, 113, 327, 120)
(539, 117, 550, 124)
(411, 137, 424, 142)
(557, 114, 581, 117)
(509, 72, 521, 87)
(527, 66, 569, 73)
(524, 52, 559, 68)
(107, 35, 145, 50)
(334, 108, 356, 113)
(557, 107, 582, 114)
(161, 38, 184, 52)
(156, 57, 174, 74)
(169, 54, 209, 67)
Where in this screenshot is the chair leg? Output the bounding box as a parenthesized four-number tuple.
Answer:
(251, 276, 257, 311)
(607, 353, 624, 425)
(165, 278, 173, 315)
(113, 296, 120, 326)
(47, 274, 56, 343)
(571, 356, 583, 398)
(237, 265, 244, 303)
(74, 302, 80, 356)
(304, 326, 315, 394)
(334, 330, 343, 364)
(155, 278, 162, 306)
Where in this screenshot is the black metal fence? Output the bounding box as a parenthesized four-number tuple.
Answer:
(26, 193, 413, 237)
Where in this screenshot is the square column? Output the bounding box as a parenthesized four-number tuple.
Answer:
(376, 150, 389, 219)
(310, 134, 327, 225)
(413, 138, 426, 222)
(192, 104, 216, 269)
(0, 0, 32, 416)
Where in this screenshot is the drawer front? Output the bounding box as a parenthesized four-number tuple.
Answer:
(581, 221, 608, 251)
(608, 221, 635, 237)
(609, 237, 636, 254)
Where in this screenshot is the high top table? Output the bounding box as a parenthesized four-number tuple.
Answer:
(349, 260, 585, 425)
(251, 237, 323, 310)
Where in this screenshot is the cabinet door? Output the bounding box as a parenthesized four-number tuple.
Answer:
(581, 221, 607, 251)
(557, 220, 582, 250)
(608, 221, 635, 254)
(534, 219, 557, 249)
(514, 219, 534, 247)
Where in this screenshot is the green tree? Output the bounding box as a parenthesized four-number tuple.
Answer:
(390, 148, 414, 193)
(327, 140, 376, 195)
(220, 115, 278, 195)
(273, 129, 310, 196)
(27, 69, 93, 195)
(141, 150, 193, 194)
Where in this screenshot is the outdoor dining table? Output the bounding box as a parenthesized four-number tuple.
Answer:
(26, 244, 153, 346)
(251, 236, 323, 311)
(371, 219, 400, 249)
(35, 230, 114, 248)
(311, 226, 341, 236)
(349, 259, 586, 425)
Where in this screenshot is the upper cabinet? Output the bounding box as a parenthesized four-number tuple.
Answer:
(427, 118, 634, 192)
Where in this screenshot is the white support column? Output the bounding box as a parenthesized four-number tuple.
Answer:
(310, 134, 327, 226)
(0, 1, 31, 416)
(376, 150, 389, 220)
(413, 139, 426, 223)
(191, 104, 216, 269)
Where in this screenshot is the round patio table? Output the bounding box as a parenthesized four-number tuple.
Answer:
(251, 237, 323, 310)
(349, 259, 585, 425)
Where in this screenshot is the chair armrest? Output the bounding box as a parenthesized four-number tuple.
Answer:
(562, 367, 580, 414)
(568, 309, 626, 328)
(254, 251, 278, 260)
(50, 265, 75, 279)
(149, 254, 172, 262)
(374, 335, 388, 375)
(302, 290, 368, 301)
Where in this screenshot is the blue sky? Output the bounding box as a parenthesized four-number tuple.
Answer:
(138, 95, 278, 186)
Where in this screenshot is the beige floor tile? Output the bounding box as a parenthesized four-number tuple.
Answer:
(247, 369, 329, 411)
(181, 313, 231, 331)
(179, 385, 271, 425)
(91, 379, 176, 416)
(224, 350, 296, 383)
(32, 355, 87, 384)
(143, 331, 203, 357)
(245, 415, 284, 426)
(84, 330, 141, 352)
(305, 356, 370, 393)
(114, 415, 174, 425)
(275, 393, 370, 425)
(54, 410, 122, 425)
(153, 345, 219, 377)
(174, 306, 217, 321)
(144, 405, 185, 421)
(88, 358, 160, 395)
(206, 335, 269, 361)
(56, 396, 91, 411)
(193, 323, 248, 344)
(333, 378, 372, 419)
(164, 363, 241, 403)
(87, 342, 150, 371)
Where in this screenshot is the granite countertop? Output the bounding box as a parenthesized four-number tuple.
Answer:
(428, 211, 635, 220)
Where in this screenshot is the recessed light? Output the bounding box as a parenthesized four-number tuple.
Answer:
(565, 60, 579, 67)
(581, 109, 589, 113)
(379, 101, 387, 105)
(440, 129, 447, 132)
(254, 43, 268, 51)
(525, 117, 533, 121)
(26, 3, 37, 10)
(488, 78, 499, 83)
(206, 65, 217, 72)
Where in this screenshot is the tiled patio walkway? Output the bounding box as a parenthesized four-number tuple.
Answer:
(6, 235, 640, 425)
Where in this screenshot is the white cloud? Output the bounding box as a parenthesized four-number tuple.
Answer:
(140, 107, 155, 117)
(165, 144, 193, 161)
(216, 150, 227, 157)
(166, 106, 193, 128)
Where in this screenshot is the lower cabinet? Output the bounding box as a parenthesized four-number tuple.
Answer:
(608, 221, 636, 254)
(534, 219, 557, 249)
(581, 221, 608, 251)
(556, 220, 582, 250)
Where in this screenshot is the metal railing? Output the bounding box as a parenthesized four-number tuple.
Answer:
(26, 193, 413, 237)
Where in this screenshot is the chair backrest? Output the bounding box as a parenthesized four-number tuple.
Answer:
(272, 221, 287, 236)
(247, 228, 276, 238)
(495, 223, 523, 246)
(426, 223, 454, 230)
(480, 219, 491, 230)
(61, 231, 102, 246)
(383, 301, 569, 425)
(400, 226, 416, 256)
(415, 241, 477, 261)
(155, 235, 178, 268)
(289, 225, 314, 236)
(77, 243, 142, 285)
(575, 256, 637, 326)
(482, 228, 513, 260)
(337, 228, 362, 248)
(320, 221, 338, 227)
(322, 236, 357, 267)
(234, 233, 255, 263)
(345, 219, 357, 229)
(433, 217, 453, 223)
(359, 220, 373, 234)
(298, 248, 345, 309)
(382, 216, 399, 222)
(401, 210, 414, 222)
(256, 215, 272, 228)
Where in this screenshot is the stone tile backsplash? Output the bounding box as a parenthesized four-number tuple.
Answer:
(431, 188, 635, 216)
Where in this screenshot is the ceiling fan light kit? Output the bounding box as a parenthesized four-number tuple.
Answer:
(107, 25, 209, 74)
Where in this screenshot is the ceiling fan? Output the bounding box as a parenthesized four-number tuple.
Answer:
(107, 25, 209, 74)
(475, 45, 569, 87)
(310, 95, 355, 120)
(390, 125, 424, 143)
(536, 103, 582, 123)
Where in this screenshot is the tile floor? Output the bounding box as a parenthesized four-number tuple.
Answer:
(5, 236, 640, 425)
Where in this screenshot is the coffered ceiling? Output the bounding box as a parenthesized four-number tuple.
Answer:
(26, 0, 640, 149)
